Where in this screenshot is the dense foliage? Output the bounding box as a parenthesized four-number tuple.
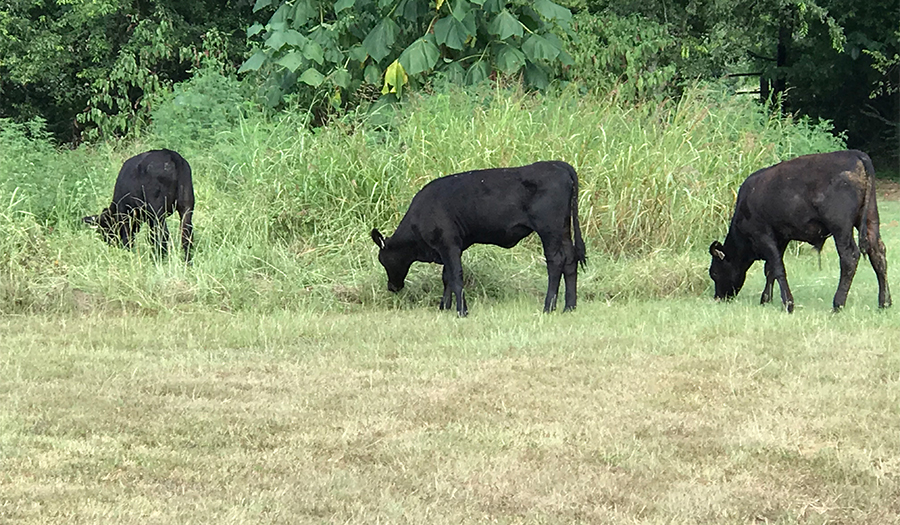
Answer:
(0, 83, 845, 313)
(239, 0, 575, 109)
(1, 0, 895, 165)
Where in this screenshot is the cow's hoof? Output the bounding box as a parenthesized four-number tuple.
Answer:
(563, 305, 576, 313)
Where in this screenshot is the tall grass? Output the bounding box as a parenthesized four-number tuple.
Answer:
(0, 81, 845, 313)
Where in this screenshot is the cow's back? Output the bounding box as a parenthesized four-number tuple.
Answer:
(402, 161, 575, 247)
(112, 149, 190, 213)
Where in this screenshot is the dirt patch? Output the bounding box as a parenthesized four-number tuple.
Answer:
(878, 179, 900, 201)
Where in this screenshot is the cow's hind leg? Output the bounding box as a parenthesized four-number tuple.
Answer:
(561, 238, 579, 312)
(178, 205, 194, 263)
(538, 233, 566, 313)
(867, 236, 891, 308)
(831, 230, 861, 311)
(439, 265, 454, 311)
(148, 214, 170, 259)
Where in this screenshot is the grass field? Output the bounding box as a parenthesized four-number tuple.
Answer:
(1, 199, 898, 524)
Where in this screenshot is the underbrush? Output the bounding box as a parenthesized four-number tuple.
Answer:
(0, 81, 846, 313)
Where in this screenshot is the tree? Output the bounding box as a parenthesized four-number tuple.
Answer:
(0, 0, 251, 142)
(238, 0, 575, 109)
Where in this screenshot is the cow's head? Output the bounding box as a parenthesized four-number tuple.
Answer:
(371, 228, 411, 292)
(709, 240, 746, 300)
(83, 208, 139, 248)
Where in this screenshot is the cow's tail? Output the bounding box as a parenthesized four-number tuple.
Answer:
(858, 151, 877, 256)
(567, 163, 587, 269)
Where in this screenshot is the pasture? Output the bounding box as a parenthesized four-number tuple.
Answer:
(2, 201, 898, 524)
(1, 86, 898, 523)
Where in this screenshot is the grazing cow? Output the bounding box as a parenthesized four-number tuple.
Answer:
(709, 150, 891, 312)
(371, 161, 587, 317)
(83, 149, 194, 262)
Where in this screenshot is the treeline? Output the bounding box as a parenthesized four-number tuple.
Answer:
(0, 0, 897, 168)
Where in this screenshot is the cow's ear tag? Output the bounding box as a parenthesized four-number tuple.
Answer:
(371, 228, 386, 249)
(83, 215, 99, 228)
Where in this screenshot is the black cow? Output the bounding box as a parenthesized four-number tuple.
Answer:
(371, 161, 587, 317)
(709, 150, 891, 312)
(83, 149, 194, 262)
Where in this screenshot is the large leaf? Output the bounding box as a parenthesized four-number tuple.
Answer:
(292, 0, 314, 26)
(362, 18, 399, 63)
(495, 44, 525, 73)
(399, 35, 440, 75)
(299, 67, 325, 86)
(304, 40, 324, 65)
(382, 59, 408, 96)
(522, 33, 560, 62)
(533, 0, 572, 23)
(265, 29, 288, 51)
(253, 0, 273, 12)
(238, 50, 268, 73)
(334, 0, 355, 13)
(451, 0, 470, 22)
(465, 60, 489, 85)
(331, 68, 351, 89)
(433, 16, 470, 51)
(524, 62, 549, 89)
(489, 10, 523, 40)
(247, 23, 265, 38)
(276, 51, 306, 72)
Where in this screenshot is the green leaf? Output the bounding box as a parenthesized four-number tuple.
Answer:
(334, 0, 355, 12)
(238, 50, 268, 73)
(496, 44, 525, 73)
(363, 18, 399, 63)
(293, 0, 314, 26)
(533, 0, 572, 23)
(364, 64, 382, 84)
(284, 30, 307, 47)
(489, 10, 523, 40)
(331, 68, 351, 89)
(349, 45, 368, 63)
(276, 51, 306, 72)
(465, 60, 489, 85)
(299, 68, 325, 86)
(304, 40, 324, 65)
(248, 23, 264, 38)
(451, 0, 470, 21)
(399, 35, 440, 75)
(524, 62, 549, 89)
(434, 16, 470, 51)
(522, 33, 560, 62)
(253, 0, 273, 12)
(265, 29, 288, 51)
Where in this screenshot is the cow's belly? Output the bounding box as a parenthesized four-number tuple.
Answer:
(471, 224, 533, 249)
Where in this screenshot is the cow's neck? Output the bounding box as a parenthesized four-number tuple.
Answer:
(723, 230, 756, 271)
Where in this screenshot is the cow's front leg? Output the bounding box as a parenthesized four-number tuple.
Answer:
(760, 260, 776, 304)
(439, 248, 467, 317)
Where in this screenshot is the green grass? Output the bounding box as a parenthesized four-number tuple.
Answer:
(2, 298, 899, 523)
(1, 202, 898, 524)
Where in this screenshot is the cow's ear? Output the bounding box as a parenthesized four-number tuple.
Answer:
(83, 215, 99, 228)
(371, 228, 386, 250)
(709, 241, 726, 260)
